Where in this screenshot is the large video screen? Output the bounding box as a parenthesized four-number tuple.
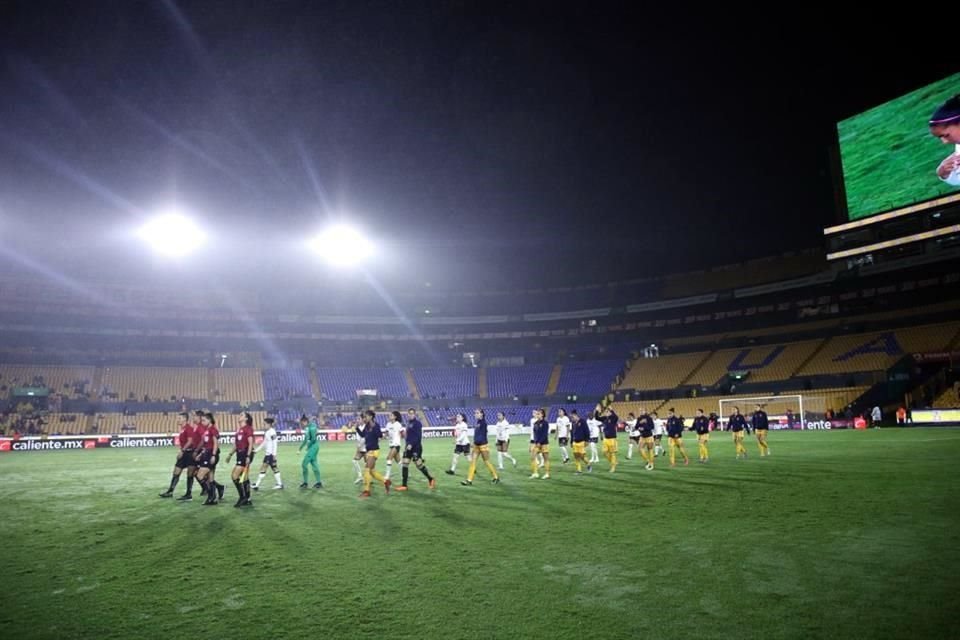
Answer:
(838, 73, 960, 221)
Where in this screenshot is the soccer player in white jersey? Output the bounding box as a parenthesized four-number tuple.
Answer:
(384, 411, 404, 481)
(251, 417, 283, 490)
(494, 411, 517, 470)
(555, 408, 572, 464)
(445, 413, 471, 475)
(652, 411, 666, 457)
(586, 414, 601, 463)
(345, 415, 366, 484)
(626, 412, 640, 459)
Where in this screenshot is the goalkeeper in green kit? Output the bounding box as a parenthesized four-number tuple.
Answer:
(298, 414, 323, 489)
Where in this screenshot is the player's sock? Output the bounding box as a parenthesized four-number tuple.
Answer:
(363, 468, 372, 492)
(544, 459, 551, 474)
(466, 461, 477, 482)
(670, 445, 676, 465)
(497, 451, 503, 468)
(254, 472, 265, 488)
(401, 465, 409, 486)
(186, 475, 194, 494)
(627, 443, 634, 459)
(274, 471, 283, 486)
(233, 478, 243, 498)
(352, 459, 363, 478)
(385, 460, 393, 480)
(530, 458, 539, 474)
(167, 474, 180, 492)
(484, 460, 498, 479)
(371, 469, 386, 484)
(561, 446, 569, 462)
(243, 480, 251, 500)
(450, 454, 459, 472)
(575, 458, 582, 472)
(610, 453, 616, 471)
(418, 464, 433, 481)
(506, 452, 517, 465)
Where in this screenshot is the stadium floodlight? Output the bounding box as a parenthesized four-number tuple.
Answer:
(308, 224, 373, 267)
(137, 212, 206, 257)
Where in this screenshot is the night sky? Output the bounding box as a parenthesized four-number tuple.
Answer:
(0, 2, 953, 289)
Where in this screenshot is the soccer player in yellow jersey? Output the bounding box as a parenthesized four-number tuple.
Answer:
(569, 410, 592, 474)
(692, 409, 710, 463)
(462, 409, 500, 486)
(751, 404, 771, 456)
(665, 408, 689, 467)
(360, 410, 390, 498)
(596, 408, 619, 473)
(637, 411, 656, 470)
(529, 409, 551, 479)
(729, 407, 748, 460)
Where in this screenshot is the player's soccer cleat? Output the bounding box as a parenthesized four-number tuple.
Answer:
(574, 471, 582, 475)
(512, 459, 518, 468)
(234, 498, 244, 508)
(529, 473, 539, 479)
(492, 477, 500, 484)
(587, 465, 593, 473)
(177, 493, 193, 501)
(396, 485, 408, 491)
(384, 479, 392, 494)
(275, 484, 284, 489)
(313, 482, 323, 489)
(354, 477, 363, 485)
(203, 499, 218, 506)
(428, 478, 437, 490)
(460, 480, 472, 486)
(360, 490, 371, 499)
(159, 491, 173, 498)
(445, 469, 455, 475)
(541, 474, 550, 479)
(498, 466, 504, 471)
(299, 482, 308, 488)
(252, 485, 259, 491)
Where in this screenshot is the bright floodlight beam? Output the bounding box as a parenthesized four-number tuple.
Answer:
(309, 224, 373, 267)
(137, 213, 206, 258)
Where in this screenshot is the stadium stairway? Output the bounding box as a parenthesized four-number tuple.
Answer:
(206, 369, 216, 403)
(92, 367, 105, 396)
(791, 340, 830, 378)
(546, 365, 562, 395)
(478, 367, 488, 399)
(677, 351, 714, 387)
(404, 369, 421, 400)
(309, 369, 323, 399)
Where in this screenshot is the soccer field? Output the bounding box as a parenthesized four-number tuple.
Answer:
(1, 429, 958, 640)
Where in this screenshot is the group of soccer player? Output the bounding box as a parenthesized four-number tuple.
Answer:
(158, 402, 773, 502)
(159, 409, 283, 507)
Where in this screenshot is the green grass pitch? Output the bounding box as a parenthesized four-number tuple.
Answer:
(838, 72, 959, 220)
(1, 429, 958, 640)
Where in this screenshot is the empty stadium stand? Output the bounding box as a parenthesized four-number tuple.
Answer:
(210, 368, 264, 403)
(0, 365, 96, 398)
(99, 367, 207, 402)
(619, 352, 710, 391)
(685, 340, 824, 386)
(486, 364, 553, 398)
(315, 367, 410, 401)
(261, 368, 313, 401)
(410, 367, 479, 399)
(555, 360, 623, 395)
(796, 323, 959, 376)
